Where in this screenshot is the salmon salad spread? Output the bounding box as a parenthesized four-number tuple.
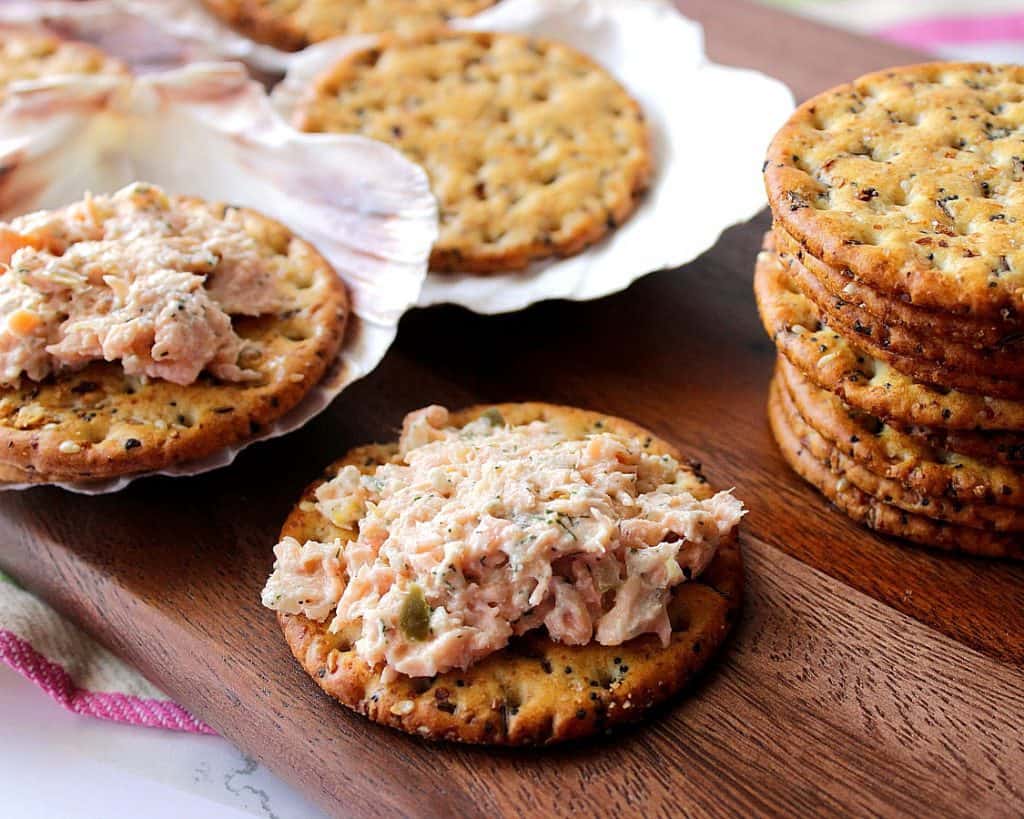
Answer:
(0, 182, 287, 387)
(263, 406, 745, 678)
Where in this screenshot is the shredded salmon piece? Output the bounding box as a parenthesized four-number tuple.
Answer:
(0, 228, 43, 265)
(6, 308, 42, 336)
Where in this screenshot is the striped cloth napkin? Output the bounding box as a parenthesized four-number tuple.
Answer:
(760, 0, 1024, 62)
(0, 570, 210, 733)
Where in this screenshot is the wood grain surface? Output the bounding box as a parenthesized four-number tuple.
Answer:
(2, 2, 1023, 817)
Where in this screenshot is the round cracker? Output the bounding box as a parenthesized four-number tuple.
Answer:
(200, 0, 497, 52)
(0, 197, 348, 482)
(902, 424, 1024, 468)
(295, 31, 652, 274)
(0, 30, 126, 97)
(768, 374, 1024, 559)
(777, 231, 1024, 388)
(754, 235, 1024, 431)
(274, 402, 743, 745)
(771, 224, 1022, 351)
(766, 62, 1024, 320)
(776, 362, 1024, 531)
(778, 358, 1024, 509)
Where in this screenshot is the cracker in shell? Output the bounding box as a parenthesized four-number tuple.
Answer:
(766, 62, 1024, 319)
(0, 188, 347, 482)
(777, 230, 1024, 387)
(0, 30, 126, 96)
(775, 362, 1024, 531)
(295, 31, 652, 273)
(270, 403, 743, 745)
(754, 237, 1024, 431)
(768, 375, 1024, 559)
(200, 0, 498, 51)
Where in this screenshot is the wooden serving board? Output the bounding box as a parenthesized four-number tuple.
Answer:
(2, 2, 1023, 816)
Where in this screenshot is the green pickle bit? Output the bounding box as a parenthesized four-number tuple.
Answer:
(481, 408, 505, 426)
(399, 583, 430, 641)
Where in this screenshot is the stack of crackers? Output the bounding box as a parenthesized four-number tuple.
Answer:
(756, 62, 1024, 559)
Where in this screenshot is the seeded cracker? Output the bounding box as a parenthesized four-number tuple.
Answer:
(771, 226, 1024, 351)
(201, 0, 498, 51)
(0, 195, 347, 482)
(768, 376, 1024, 559)
(295, 31, 652, 274)
(766, 62, 1024, 320)
(771, 224, 1024, 356)
(776, 361, 1024, 530)
(777, 228, 1024, 391)
(754, 236, 1024, 431)
(777, 358, 1024, 509)
(274, 403, 743, 745)
(902, 425, 1024, 469)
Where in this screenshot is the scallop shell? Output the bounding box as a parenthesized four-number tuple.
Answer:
(0, 62, 438, 492)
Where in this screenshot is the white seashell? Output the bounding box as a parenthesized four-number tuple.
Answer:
(0, 62, 438, 494)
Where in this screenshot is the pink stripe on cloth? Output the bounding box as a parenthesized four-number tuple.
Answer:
(0, 629, 215, 734)
(881, 13, 1024, 47)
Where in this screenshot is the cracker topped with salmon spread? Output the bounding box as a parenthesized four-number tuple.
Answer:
(263, 403, 744, 744)
(0, 182, 347, 483)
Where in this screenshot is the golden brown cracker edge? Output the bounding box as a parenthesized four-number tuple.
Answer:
(0, 201, 348, 482)
(274, 402, 744, 744)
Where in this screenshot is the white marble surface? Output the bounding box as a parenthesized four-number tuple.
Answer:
(0, 665, 327, 819)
